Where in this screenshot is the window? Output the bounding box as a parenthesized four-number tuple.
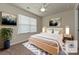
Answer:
(18, 14, 37, 33)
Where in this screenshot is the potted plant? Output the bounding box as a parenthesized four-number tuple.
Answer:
(0, 28, 13, 49)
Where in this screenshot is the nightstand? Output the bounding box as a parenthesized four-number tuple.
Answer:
(61, 40, 78, 55)
(65, 40, 78, 54)
(60, 34, 74, 54)
(63, 34, 73, 43)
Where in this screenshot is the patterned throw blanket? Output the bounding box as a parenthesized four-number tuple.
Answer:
(22, 42, 50, 55)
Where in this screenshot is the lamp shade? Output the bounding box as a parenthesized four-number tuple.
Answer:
(42, 27, 47, 32)
(65, 26, 70, 35)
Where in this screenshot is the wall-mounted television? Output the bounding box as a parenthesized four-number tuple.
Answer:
(1, 12, 17, 25)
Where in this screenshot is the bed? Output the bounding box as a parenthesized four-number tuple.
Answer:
(28, 28, 64, 55)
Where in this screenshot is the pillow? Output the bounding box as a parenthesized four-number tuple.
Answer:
(46, 28, 63, 34)
(52, 29, 54, 33)
(54, 28, 63, 34)
(47, 28, 54, 33)
(54, 30, 60, 34)
(47, 29, 52, 33)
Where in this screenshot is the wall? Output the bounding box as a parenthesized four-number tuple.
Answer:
(42, 10, 75, 39)
(0, 3, 42, 45)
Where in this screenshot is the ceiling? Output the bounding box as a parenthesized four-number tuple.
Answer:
(11, 3, 75, 17)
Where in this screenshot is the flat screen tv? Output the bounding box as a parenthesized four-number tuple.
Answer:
(2, 12, 17, 25)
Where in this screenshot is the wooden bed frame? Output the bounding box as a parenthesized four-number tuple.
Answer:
(29, 37, 60, 55)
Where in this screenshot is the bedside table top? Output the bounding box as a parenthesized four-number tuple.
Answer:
(64, 34, 72, 38)
(63, 34, 73, 43)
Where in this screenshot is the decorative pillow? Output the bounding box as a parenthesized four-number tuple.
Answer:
(54, 28, 63, 34)
(54, 30, 59, 34)
(46, 28, 63, 34)
(52, 29, 54, 33)
(47, 28, 53, 33)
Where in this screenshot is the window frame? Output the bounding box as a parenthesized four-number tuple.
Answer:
(18, 14, 37, 34)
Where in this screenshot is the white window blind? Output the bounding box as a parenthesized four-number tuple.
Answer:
(18, 14, 37, 33)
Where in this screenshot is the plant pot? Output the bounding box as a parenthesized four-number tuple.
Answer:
(4, 40, 10, 49)
(0, 39, 4, 49)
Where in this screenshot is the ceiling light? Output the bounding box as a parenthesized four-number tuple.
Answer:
(40, 3, 48, 12)
(40, 7, 46, 12)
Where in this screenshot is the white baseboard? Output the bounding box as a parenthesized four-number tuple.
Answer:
(10, 40, 28, 46)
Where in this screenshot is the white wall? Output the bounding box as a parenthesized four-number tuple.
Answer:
(0, 3, 42, 45)
(42, 10, 75, 39)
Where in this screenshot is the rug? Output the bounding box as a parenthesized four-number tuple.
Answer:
(22, 42, 50, 55)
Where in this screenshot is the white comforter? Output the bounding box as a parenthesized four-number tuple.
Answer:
(31, 33, 64, 46)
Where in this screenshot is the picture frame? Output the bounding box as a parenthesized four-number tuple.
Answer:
(49, 17, 61, 27)
(1, 12, 17, 26)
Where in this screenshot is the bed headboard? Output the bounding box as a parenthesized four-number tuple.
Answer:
(46, 28, 64, 34)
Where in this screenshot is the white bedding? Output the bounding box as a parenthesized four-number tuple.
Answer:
(31, 33, 62, 41)
(31, 33, 64, 47)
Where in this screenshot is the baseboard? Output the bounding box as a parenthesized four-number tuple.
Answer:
(10, 40, 28, 46)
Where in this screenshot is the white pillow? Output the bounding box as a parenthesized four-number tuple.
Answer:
(54, 28, 60, 34)
(54, 30, 59, 34)
(47, 28, 52, 33)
